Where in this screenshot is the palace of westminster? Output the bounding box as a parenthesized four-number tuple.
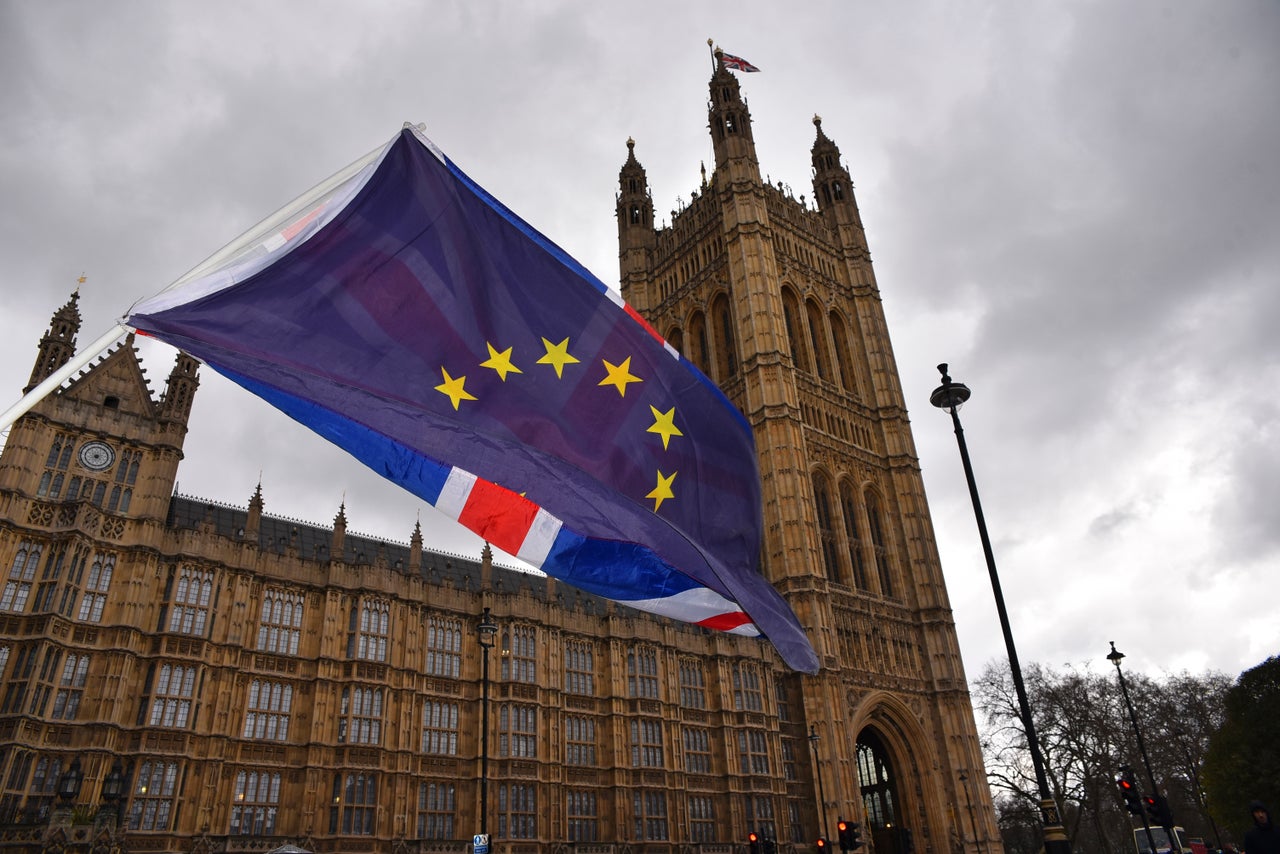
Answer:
(0, 60, 1002, 854)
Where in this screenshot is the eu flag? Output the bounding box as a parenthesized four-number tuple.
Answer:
(126, 126, 818, 673)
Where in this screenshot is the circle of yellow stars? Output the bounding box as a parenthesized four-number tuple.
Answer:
(433, 336, 684, 512)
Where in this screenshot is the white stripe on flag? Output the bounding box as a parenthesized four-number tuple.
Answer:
(625, 587, 761, 637)
(435, 468, 477, 521)
(517, 507, 562, 567)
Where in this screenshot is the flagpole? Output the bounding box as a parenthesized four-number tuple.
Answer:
(707, 38, 717, 71)
(0, 324, 130, 433)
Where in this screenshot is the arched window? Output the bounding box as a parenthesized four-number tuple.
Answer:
(811, 472, 841, 583)
(688, 312, 710, 376)
(806, 299, 831, 381)
(864, 490, 896, 599)
(666, 327, 684, 358)
(856, 729, 900, 831)
(781, 289, 809, 373)
(839, 480, 868, 590)
(830, 312, 858, 396)
(710, 294, 737, 382)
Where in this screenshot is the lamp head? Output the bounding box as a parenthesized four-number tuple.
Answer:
(56, 757, 83, 801)
(478, 607, 498, 648)
(101, 761, 125, 803)
(1107, 641, 1125, 668)
(929, 363, 971, 412)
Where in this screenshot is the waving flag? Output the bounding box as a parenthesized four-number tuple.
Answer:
(720, 52, 760, 73)
(125, 125, 817, 673)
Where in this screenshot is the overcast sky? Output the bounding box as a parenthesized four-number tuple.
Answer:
(2, 1, 1277, 686)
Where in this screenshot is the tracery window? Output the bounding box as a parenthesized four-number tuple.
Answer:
(128, 761, 180, 831)
(149, 664, 196, 728)
(257, 589, 302, 655)
(425, 616, 462, 678)
(229, 770, 280, 835)
(422, 701, 458, 755)
(168, 566, 212, 635)
(501, 625, 536, 683)
(243, 680, 292, 741)
(628, 646, 659, 699)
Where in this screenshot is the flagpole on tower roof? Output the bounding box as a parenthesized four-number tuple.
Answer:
(707, 38, 717, 71)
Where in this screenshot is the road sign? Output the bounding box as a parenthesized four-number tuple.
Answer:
(473, 834, 490, 854)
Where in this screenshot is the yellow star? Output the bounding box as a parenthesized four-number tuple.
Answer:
(537, 337, 580, 379)
(647, 405, 683, 450)
(480, 342, 522, 381)
(647, 470, 677, 512)
(434, 368, 477, 410)
(598, 356, 643, 397)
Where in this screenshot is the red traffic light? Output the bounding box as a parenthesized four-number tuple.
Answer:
(816, 839, 829, 850)
(1119, 779, 1134, 791)
(837, 822, 848, 833)
(749, 834, 759, 843)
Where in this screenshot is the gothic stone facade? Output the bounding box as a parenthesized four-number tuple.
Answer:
(0, 66, 1000, 854)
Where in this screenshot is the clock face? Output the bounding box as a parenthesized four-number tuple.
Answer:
(78, 441, 116, 472)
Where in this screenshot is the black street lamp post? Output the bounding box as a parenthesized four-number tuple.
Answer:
(477, 607, 498, 839)
(808, 725, 829, 843)
(1108, 642, 1174, 845)
(930, 364, 1072, 854)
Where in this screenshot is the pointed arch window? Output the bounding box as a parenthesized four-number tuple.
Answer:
(806, 299, 831, 381)
(856, 729, 899, 830)
(830, 312, 858, 396)
(864, 490, 896, 599)
(839, 481, 869, 590)
(688, 312, 711, 377)
(781, 289, 810, 373)
(811, 472, 841, 583)
(711, 294, 737, 382)
(666, 327, 684, 358)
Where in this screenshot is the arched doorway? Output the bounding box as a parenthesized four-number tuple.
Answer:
(857, 729, 913, 854)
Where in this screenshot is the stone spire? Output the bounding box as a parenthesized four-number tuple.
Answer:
(245, 481, 264, 542)
(409, 518, 423, 572)
(332, 501, 347, 557)
(25, 288, 82, 393)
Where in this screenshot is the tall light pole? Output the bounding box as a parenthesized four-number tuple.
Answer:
(477, 607, 498, 839)
(930, 364, 1072, 854)
(1108, 642, 1174, 843)
(809, 725, 829, 843)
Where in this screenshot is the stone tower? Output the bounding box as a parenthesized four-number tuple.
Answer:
(617, 52, 1000, 854)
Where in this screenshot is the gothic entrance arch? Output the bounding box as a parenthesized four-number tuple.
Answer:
(856, 728, 913, 854)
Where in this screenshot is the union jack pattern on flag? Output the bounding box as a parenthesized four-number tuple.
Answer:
(720, 52, 760, 73)
(124, 125, 819, 673)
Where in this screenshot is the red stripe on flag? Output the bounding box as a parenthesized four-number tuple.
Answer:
(456, 477, 540, 555)
(624, 303, 666, 346)
(696, 611, 754, 632)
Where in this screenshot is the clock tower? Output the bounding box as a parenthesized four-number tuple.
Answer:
(0, 291, 199, 527)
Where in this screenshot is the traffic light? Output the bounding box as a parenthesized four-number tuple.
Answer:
(749, 832, 761, 854)
(815, 837, 831, 853)
(837, 819, 863, 851)
(1117, 767, 1144, 816)
(1145, 794, 1174, 827)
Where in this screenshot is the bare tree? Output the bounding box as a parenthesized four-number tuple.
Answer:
(973, 660, 1230, 853)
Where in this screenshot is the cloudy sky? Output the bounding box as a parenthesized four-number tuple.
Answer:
(2, 1, 1276, 685)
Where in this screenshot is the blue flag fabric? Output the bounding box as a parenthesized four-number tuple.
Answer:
(126, 126, 818, 673)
